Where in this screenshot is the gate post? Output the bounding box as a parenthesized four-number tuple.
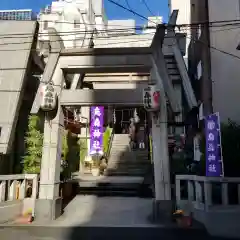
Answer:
(150, 64, 173, 222)
(35, 65, 64, 221)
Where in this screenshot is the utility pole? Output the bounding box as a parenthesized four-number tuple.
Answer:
(201, 0, 213, 116)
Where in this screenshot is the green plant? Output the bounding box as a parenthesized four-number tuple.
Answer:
(22, 115, 43, 174)
(62, 130, 69, 161)
(221, 120, 240, 177)
(103, 126, 112, 154)
(78, 138, 88, 164)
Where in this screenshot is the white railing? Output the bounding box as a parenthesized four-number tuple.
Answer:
(0, 174, 38, 221)
(176, 175, 240, 210)
(0, 174, 38, 202)
(176, 175, 240, 238)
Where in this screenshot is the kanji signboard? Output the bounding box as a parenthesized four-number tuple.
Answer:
(205, 112, 224, 177)
(90, 106, 104, 156)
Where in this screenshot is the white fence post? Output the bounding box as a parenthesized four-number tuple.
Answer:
(0, 181, 6, 202)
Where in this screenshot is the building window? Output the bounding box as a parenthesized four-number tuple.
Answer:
(43, 21, 48, 30)
(74, 19, 81, 28)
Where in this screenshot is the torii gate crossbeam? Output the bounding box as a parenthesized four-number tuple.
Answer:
(34, 12, 196, 222)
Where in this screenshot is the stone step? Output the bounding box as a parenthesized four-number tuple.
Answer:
(105, 170, 148, 177)
(110, 150, 148, 154)
(108, 160, 149, 166)
(107, 162, 150, 167)
(110, 152, 148, 157)
(108, 154, 149, 160)
(109, 155, 148, 160)
(106, 168, 149, 174)
(108, 159, 149, 163)
(112, 139, 130, 142)
(109, 158, 149, 163)
(111, 142, 129, 146)
(1, 223, 210, 240)
(113, 134, 129, 138)
(111, 146, 130, 151)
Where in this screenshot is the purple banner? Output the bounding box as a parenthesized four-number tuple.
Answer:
(90, 106, 104, 156)
(205, 112, 224, 177)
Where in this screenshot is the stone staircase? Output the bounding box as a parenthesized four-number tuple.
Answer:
(105, 134, 150, 177)
(73, 134, 152, 197)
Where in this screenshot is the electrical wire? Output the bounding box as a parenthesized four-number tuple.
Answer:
(1, 19, 240, 39)
(0, 9, 240, 61)
(106, 0, 240, 29)
(141, 0, 155, 16)
(7, 16, 240, 27)
(107, 0, 156, 24)
(0, 31, 156, 46)
(125, 0, 135, 16)
(0, 27, 145, 38)
(2, 21, 240, 47)
(0, 25, 239, 62)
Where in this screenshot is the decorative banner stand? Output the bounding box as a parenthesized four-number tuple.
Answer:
(204, 112, 224, 177)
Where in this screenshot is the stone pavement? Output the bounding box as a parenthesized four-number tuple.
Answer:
(0, 196, 235, 240)
(53, 196, 153, 226)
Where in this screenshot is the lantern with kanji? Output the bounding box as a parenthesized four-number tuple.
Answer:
(143, 84, 160, 111)
(40, 82, 57, 111)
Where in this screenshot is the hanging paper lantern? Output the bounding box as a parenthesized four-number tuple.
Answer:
(143, 84, 160, 112)
(40, 82, 57, 111)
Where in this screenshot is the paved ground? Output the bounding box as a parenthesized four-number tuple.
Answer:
(0, 196, 235, 240)
(53, 196, 153, 226)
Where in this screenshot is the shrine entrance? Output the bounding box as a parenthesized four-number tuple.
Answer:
(112, 106, 150, 145)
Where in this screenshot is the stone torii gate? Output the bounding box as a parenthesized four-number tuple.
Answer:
(32, 10, 197, 221)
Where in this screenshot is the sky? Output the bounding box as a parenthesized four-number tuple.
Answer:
(0, 0, 169, 26)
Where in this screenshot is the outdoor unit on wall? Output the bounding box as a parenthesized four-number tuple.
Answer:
(143, 84, 160, 112)
(40, 82, 57, 111)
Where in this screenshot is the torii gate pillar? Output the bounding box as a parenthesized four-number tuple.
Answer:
(150, 20, 180, 221)
(34, 29, 65, 221)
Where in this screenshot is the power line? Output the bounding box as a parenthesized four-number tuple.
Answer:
(1, 22, 240, 47)
(105, 0, 240, 60)
(0, 37, 155, 51)
(1, 19, 240, 38)
(0, 32, 156, 47)
(106, 0, 240, 29)
(0, 27, 144, 38)
(140, 0, 155, 16)
(0, 24, 240, 62)
(8, 16, 240, 27)
(107, 0, 156, 24)
(125, 0, 135, 16)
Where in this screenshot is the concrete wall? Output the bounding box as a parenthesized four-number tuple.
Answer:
(208, 0, 240, 122)
(0, 21, 37, 155)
